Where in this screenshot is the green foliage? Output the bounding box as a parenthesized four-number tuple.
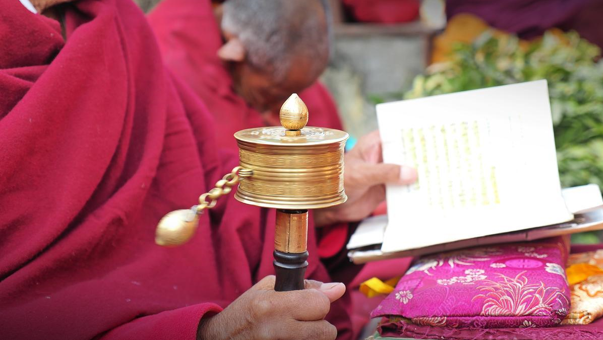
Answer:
(571, 231, 602, 244)
(404, 31, 603, 188)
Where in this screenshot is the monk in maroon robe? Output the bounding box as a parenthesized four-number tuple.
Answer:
(147, 0, 418, 335)
(148, 0, 343, 151)
(0, 0, 415, 339)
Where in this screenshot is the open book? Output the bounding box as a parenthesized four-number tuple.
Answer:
(347, 81, 603, 263)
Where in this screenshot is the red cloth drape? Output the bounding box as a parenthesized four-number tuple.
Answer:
(0, 0, 348, 339)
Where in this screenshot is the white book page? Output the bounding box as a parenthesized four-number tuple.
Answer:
(346, 215, 387, 249)
(378, 81, 573, 253)
(562, 184, 603, 214)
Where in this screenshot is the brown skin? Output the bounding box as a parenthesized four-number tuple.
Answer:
(197, 276, 345, 340)
(315, 131, 418, 226)
(29, 0, 71, 12)
(218, 31, 324, 114)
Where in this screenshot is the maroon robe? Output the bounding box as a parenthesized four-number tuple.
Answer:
(0, 0, 350, 339)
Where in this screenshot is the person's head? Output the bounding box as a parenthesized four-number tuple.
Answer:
(218, 0, 330, 113)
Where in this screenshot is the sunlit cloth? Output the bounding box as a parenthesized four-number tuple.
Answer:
(569, 250, 603, 267)
(562, 250, 603, 325)
(359, 276, 401, 298)
(372, 237, 570, 333)
(563, 274, 603, 325)
(567, 263, 603, 286)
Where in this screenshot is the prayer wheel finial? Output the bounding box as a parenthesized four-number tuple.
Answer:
(280, 93, 308, 136)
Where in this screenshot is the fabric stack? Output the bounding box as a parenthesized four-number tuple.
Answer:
(368, 238, 603, 339)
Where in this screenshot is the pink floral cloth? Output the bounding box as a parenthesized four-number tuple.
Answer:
(372, 237, 571, 331)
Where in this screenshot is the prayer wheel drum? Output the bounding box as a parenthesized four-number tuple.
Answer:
(234, 99, 348, 210)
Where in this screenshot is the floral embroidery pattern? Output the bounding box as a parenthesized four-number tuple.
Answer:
(437, 269, 487, 286)
(545, 263, 565, 277)
(575, 277, 603, 298)
(407, 248, 501, 275)
(371, 238, 571, 330)
(518, 246, 547, 258)
(412, 316, 447, 327)
(520, 320, 535, 328)
(473, 271, 569, 316)
(395, 290, 413, 304)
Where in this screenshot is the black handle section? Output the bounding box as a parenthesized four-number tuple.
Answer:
(273, 250, 308, 291)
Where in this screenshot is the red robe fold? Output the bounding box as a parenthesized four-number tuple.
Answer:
(0, 0, 350, 339)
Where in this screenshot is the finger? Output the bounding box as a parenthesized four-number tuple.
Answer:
(304, 280, 346, 303)
(357, 130, 383, 163)
(285, 288, 331, 321)
(304, 279, 324, 290)
(356, 163, 417, 186)
(335, 186, 386, 222)
(253, 275, 276, 290)
(359, 130, 381, 146)
(272, 320, 337, 340)
(319, 282, 346, 303)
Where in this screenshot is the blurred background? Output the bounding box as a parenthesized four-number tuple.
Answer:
(137, 0, 603, 242)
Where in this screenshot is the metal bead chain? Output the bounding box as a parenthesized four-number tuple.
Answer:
(195, 166, 252, 213)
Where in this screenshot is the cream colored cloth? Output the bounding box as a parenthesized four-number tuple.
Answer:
(563, 274, 603, 325)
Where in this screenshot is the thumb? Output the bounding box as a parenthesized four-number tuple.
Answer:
(357, 163, 417, 186)
(305, 280, 346, 303)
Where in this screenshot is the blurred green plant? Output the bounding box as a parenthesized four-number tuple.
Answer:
(404, 30, 603, 188)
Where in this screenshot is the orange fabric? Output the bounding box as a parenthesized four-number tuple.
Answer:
(431, 14, 573, 65)
(567, 263, 603, 286)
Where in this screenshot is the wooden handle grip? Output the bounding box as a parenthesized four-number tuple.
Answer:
(274, 209, 309, 291)
(273, 250, 308, 291)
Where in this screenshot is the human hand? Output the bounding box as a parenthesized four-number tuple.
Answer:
(29, 0, 72, 13)
(314, 130, 417, 227)
(197, 276, 345, 340)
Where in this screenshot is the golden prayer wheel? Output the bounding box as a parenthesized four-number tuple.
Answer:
(156, 93, 348, 291)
